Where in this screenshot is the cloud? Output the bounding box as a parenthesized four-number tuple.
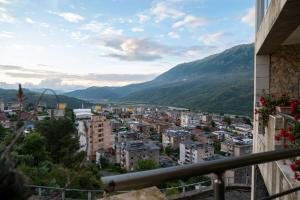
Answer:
(97, 37, 179, 61)
(131, 27, 144, 32)
(70, 31, 89, 41)
(0, 7, 14, 23)
(0, 31, 14, 38)
(173, 15, 208, 29)
(168, 32, 180, 39)
(49, 11, 84, 23)
(137, 14, 150, 23)
(0, 0, 10, 4)
(151, 1, 185, 22)
(25, 17, 36, 24)
(1, 64, 158, 88)
(81, 20, 123, 36)
(198, 32, 224, 45)
(241, 7, 255, 27)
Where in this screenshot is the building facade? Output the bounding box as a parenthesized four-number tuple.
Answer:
(253, 0, 300, 199)
(178, 140, 214, 165)
(119, 141, 160, 171)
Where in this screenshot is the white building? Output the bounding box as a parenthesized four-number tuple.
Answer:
(179, 141, 214, 165)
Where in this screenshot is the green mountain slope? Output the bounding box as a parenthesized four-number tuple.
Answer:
(0, 89, 93, 109)
(65, 43, 254, 115)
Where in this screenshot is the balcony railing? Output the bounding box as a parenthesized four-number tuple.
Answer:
(102, 148, 300, 200)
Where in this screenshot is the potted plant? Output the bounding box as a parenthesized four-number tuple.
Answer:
(256, 94, 290, 128)
(275, 97, 300, 180)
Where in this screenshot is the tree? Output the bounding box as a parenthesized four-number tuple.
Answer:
(0, 124, 7, 142)
(242, 117, 253, 127)
(35, 118, 80, 167)
(137, 159, 158, 171)
(223, 116, 231, 127)
(21, 132, 48, 166)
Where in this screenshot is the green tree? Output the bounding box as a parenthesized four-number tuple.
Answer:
(35, 118, 80, 167)
(137, 159, 158, 171)
(223, 116, 231, 127)
(242, 117, 253, 127)
(21, 132, 48, 166)
(0, 124, 7, 142)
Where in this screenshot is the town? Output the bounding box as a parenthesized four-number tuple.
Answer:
(0, 85, 253, 197)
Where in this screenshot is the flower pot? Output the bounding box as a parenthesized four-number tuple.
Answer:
(276, 106, 291, 115)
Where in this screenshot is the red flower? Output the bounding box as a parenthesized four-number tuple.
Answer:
(295, 114, 299, 122)
(280, 129, 288, 137)
(283, 143, 289, 149)
(291, 101, 298, 113)
(275, 135, 281, 141)
(260, 96, 267, 106)
(287, 134, 296, 142)
(291, 163, 297, 171)
(288, 126, 292, 132)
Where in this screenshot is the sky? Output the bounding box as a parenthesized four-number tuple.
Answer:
(0, 0, 254, 91)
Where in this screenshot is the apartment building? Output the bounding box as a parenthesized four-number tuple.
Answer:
(162, 129, 192, 149)
(253, 0, 300, 199)
(119, 140, 160, 171)
(91, 115, 112, 160)
(178, 140, 214, 165)
(74, 109, 112, 162)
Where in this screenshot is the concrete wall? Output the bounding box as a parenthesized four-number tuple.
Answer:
(270, 45, 300, 97)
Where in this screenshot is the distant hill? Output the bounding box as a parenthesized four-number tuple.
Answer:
(65, 43, 254, 115)
(0, 88, 93, 109)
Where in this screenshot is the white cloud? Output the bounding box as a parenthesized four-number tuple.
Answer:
(137, 13, 150, 23)
(241, 7, 255, 27)
(173, 15, 208, 29)
(70, 31, 89, 42)
(40, 22, 50, 28)
(81, 20, 123, 36)
(0, 7, 14, 23)
(0, 0, 10, 4)
(131, 27, 144, 32)
(0, 31, 14, 38)
(49, 11, 84, 23)
(25, 17, 36, 24)
(198, 32, 224, 45)
(168, 32, 180, 39)
(151, 2, 185, 22)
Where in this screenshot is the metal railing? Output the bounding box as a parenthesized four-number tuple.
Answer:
(102, 149, 300, 200)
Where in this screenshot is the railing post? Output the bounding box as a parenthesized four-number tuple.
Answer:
(38, 187, 42, 197)
(214, 172, 225, 200)
(88, 191, 92, 200)
(61, 190, 65, 200)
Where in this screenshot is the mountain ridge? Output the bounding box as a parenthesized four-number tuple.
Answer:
(65, 43, 254, 115)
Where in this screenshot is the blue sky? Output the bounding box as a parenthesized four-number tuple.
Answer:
(0, 0, 254, 90)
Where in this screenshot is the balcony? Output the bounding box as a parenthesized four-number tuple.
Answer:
(101, 148, 300, 200)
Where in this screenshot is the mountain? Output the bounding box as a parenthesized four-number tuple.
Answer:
(65, 43, 254, 115)
(0, 88, 93, 109)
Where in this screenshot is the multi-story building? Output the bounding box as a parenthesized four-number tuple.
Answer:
(253, 0, 300, 199)
(221, 140, 252, 185)
(0, 113, 9, 128)
(178, 140, 214, 165)
(74, 109, 112, 162)
(180, 112, 201, 127)
(162, 129, 192, 149)
(119, 140, 160, 171)
(0, 101, 4, 112)
(91, 115, 112, 160)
